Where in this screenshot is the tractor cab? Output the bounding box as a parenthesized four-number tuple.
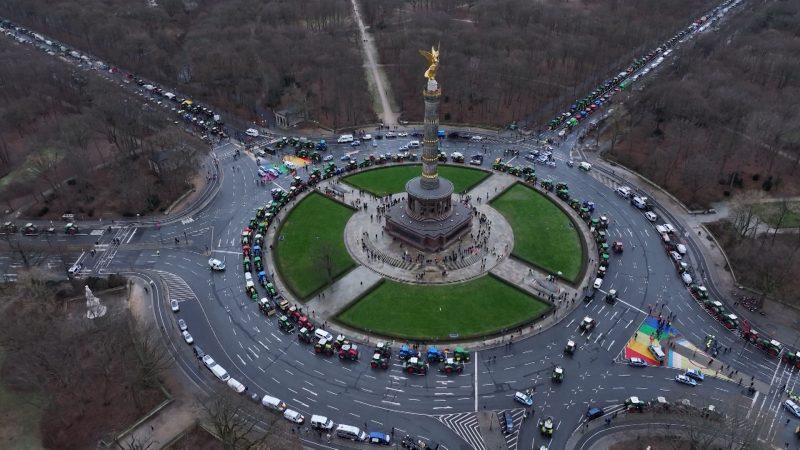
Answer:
(604, 289, 617, 305)
(314, 338, 334, 356)
(338, 343, 359, 361)
(552, 366, 564, 383)
(453, 347, 470, 362)
(565, 340, 576, 355)
(257, 271, 267, 285)
(426, 346, 445, 363)
(278, 315, 295, 333)
(374, 342, 391, 357)
(625, 396, 646, 411)
(612, 241, 624, 253)
(64, 223, 78, 234)
(298, 327, 314, 344)
(399, 345, 417, 360)
(403, 357, 428, 375)
(723, 313, 739, 330)
(22, 223, 38, 235)
(539, 416, 554, 436)
(440, 358, 464, 374)
(580, 316, 596, 332)
(258, 298, 275, 316)
(265, 283, 277, 298)
(334, 334, 349, 350)
(371, 352, 389, 369)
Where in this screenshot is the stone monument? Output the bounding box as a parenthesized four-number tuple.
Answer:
(384, 47, 472, 252)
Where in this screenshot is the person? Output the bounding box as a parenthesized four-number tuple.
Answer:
(156, 250, 160, 256)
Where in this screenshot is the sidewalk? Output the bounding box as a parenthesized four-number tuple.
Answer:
(585, 154, 800, 347)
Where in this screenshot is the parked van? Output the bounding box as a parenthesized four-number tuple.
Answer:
(631, 196, 649, 210)
(337, 134, 354, 144)
(649, 344, 665, 362)
(227, 378, 246, 393)
(310, 415, 334, 431)
(615, 186, 632, 199)
(210, 364, 230, 382)
(579, 161, 592, 171)
(314, 329, 333, 342)
(408, 140, 420, 149)
(335, 424, 367, 441)
(261, 395, 287, 412)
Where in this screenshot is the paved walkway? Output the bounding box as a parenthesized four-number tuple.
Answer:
(477, 411, 507, 450)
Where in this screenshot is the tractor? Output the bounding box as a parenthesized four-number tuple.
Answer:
(278, 315, 295, 333)
(242, 258, 251, 272)
(257, 271, 267, 286)
(338, 343, 359, 361)
(399, 345, 417, 360)
(265, 283, 277, 298)
(277, 299, 290, 313)
(242, 244, 251, 256)
(426, 346, 445, 363)
(64, 223, 79, 234)
(612, 241, 624, 253)
(254, 256, 263, 272)
(253, 244, 262, 257)
(314, 338, 334, 356)
(690, 285, 709, 300)
(453, 347, 471, 363)
(1, 222, 18, 234)
(604, 289, 617, 305)
(781, 351, 800, 370)
(403, 357, 428, 375)
(569, 198, 581, 211)
(625, 396, 646, 411)
(258, 298, 275, 316)
(722, 313, 739, 330)
(439, 358, 464, 374)
(557, 188, 570, 201)
(374, 342, 391, 357)
(22, 223, 38, 235)
(552, 366, 564, 383)
(334, 334, 350, 350)
(564, 340, 576, 355)
(492, 157, 504, 170)
(245, 282, 257, 300)
(298, 327, 314, 344)
(541, 179, 554, 191)
(580, 316, 596, 332)
(755, 338, 782, 357)
(539, 416, 554, 436)
(371, 352, 390, 369)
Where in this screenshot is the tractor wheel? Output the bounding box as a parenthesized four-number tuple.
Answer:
(407, 367, 414, 374)
(445, 367, 452, 373)
(457, 367, 463, 374)
(371, 362, 377, 368)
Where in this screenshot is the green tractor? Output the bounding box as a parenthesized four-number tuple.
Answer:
(374, 342, 391, 357)
(1, 222, 18, 234)
(569, 199, 581, 210)
(403, 357, 428, 375)
(278, 315, 295, 333)
(579, 207, 591, 220)
(552, 366, 564, 383)
(371, 352, 390, 369)
(298, 327, 314, 344)
(439, 358, 464, 374)
(541, 179, 554, 191)
(782, 351, 800, 370)
(555, 182, 568, 191)
(453, 347, 470, 362)
(690, 285, 709, 300)
(314, 338, 334, 356)
(557, 189, 570, 201)
(722, 313, 739, 330)
(625, 396, 646, 411)
(756, 338, 782, 357)
(492, 158, 504, 171)
(539, 416, 554, 436)
(564, 340, 576, 355)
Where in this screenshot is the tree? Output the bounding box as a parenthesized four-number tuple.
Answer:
(202, 394, 282, 450)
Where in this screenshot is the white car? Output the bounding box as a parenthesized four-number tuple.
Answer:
(178, 319, 188, 331)
(202, 355, 216, 368)
(471, 135, 483, 141)
(644, 211, 658, 222)
(245, 128, 259, 137)
(655, 225, 668, 235)
(284, 161, 296, 170)
(628, 357, 648, 367)
(208, 258, 226, 271)
(227, 378, 246, 394)
(283, 409, 305, 424)
(362, 134, 372, 140)
(182, 330, 194, 344)
(593, 278, 603, 289)
(323, 154, 334, 162)
(675, 244, 687, 255)
(784, 399, 800, 418)
(663, 223, 677, 234)
(545, 161, 557, 168)
(351, 140, 361, 147)
(397, 132, 408, 137)
(170, 300, 180, 312)
(681, 272, 693, 285)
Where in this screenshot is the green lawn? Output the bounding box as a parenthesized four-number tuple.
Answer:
(752, 202, 800, 228)
(491, 184, 584, 281)
(337, 276, 550, 340)
(342, 165, 490, 197)
(274, 193, 356, 300)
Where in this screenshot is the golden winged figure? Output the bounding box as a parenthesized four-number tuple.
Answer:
(419, 46, 440, 81)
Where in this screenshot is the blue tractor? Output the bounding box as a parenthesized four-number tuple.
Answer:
(398, 345, 417, 360)
(316, 139, 327, 151)
(426, 346, 445, 363)
(257, 271, 267, 286)
(253, 244, 262, 256)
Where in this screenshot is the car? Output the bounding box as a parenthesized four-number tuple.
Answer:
(681, 272, 693, 285)
(202, 354, 216, 368)
(663, 223, 677, 234)
(284, 161, 296, 170)
(397, 131, 408, 137)
(283, 409, 304, 424)
(615, 186, 632, 198)
(628, 357, 648, 367)
(500, 411, 514, 433)
(170, 300, 180, 312)
(182, 330, 194, 344)
(208, 258, 226, 271)
(593, 278, 603, 289)
(178, 319, 188, 331)
(784, 399, 800, 418)
(644, 211, 658, 222)
(351, 140, 362, 147)
(227, 378, 246, 393)
(675, 374, 697, 386)
(470, 154, 484, 165)
(545, 161, 557, 168)
(245, 128, 259, 137)
(340, 154, 352, 161)
(685, 369, 704, 381)
(368, 431, 392, 445)
(323, 154, 334, 162)
(655, 225, 668, 234)
(471, 135, 483, 141)
(362, 134, 372, 140)
(586, 406, 604, 421)
(67, 263, 83, 276)
(385, 132, 397, 138)
(514, 391, 534, 406)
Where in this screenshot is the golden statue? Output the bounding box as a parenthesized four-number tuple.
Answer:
(419, 46, 440, 81)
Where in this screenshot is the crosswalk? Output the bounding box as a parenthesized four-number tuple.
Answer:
(152, 270, 198, 304)
(436, 412, 485, 450)
(497, 408, 526, 450)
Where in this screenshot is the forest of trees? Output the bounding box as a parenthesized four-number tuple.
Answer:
(603, 0, 800, 208)
(0, 0, 374, 129)
(0, 38, 206, 218)
(361, 0, 718, 126)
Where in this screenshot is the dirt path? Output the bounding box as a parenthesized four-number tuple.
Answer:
(350, 0, 398, 126)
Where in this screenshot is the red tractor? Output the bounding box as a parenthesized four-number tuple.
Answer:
(338, 343, 359, 361)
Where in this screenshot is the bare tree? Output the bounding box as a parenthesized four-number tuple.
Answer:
(202, 394, 282, 450)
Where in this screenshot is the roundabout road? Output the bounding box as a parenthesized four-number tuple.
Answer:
(3, 0, 797, 447)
